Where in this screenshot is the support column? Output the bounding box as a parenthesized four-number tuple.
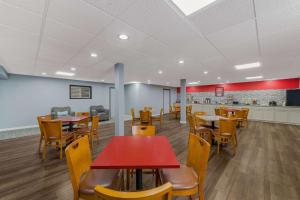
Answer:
(114, 63, 125, 136)
(180, 79, 187, 124)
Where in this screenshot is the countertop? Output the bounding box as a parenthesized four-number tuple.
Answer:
(190, 103, 300, 108)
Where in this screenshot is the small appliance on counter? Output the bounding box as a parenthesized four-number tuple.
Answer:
(233, 101, 239, 105)
(269, 101, 277, 106)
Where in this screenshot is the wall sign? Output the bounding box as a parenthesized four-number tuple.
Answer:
(215, 87, 224, 97)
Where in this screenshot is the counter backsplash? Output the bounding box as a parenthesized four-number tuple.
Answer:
(186, 89, 286, 106)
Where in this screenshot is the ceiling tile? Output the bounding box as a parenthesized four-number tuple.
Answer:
(47, 0, 114, 35)
(82, 0, 137, 17)
(0, 1, 42, 34)
(2, 0, 46, 14)
(44, 19, 95, 48)
(189, 0, 254, 35)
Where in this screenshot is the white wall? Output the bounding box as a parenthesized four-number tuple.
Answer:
(0, 74, 112, 129)
(125, 83, 177, 115)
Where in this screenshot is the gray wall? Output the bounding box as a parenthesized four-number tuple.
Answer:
(0, 75, 177, 130)
(0, 74, 112, 129)
(125, 83, 177, 115)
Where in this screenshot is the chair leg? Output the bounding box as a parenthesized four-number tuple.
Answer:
(231, 138, 236, 156)
(38, 136, 43, 154)
(91, 134, 94, 151)
(199, 186, 205, 200)
(217, 140, 220, 154)
(42, 144, 47, 160)
(60, 142, 63, 160)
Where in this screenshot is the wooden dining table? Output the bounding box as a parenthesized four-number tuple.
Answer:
(91, 136, 180, 190)
(198, 115, 228, 129)
(56, 115, 89, 131)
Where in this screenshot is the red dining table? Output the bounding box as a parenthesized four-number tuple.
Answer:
(91, 136, 180, 190)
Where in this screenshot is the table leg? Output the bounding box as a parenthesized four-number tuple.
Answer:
(136, 169, 143, 190)
(69, 122, 74, 131)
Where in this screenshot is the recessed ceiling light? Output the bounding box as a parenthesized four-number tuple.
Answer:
(217, 76, 221, 80)
(90, 53, 98, 58)
(158, 70, 163, 74)
(188, 81, 200, 85)
(245, 76, 263, 80)
(56, 71, 75, 76)
(42, 72, 47, 75)
(118, 34, 129, 40)
(179, 60, 184, 64)
(147, 80, 151, 84)
(235, 62, 261, 70)
(70, 67, 76, 71)
(171, 0, 217, 16)
(128, 81, 140, 84)
(204, 71, 208, 74)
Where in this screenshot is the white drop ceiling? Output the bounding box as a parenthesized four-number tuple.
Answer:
(0, 0, 300, 86)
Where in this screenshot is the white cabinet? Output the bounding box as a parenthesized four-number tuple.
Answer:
(274, 108, 289, 123)
(288, 109, 300, 124)
(263, 107, 274, 121)
(191, 104, 300, 125)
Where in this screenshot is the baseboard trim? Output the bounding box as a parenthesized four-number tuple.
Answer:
(180, 121, 187, 124)
(0, 125, 38, 132)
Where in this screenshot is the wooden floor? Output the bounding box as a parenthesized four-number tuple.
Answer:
(0, 116, 300, 200)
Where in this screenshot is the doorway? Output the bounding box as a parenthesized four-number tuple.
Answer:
(109, 87, 116, 119)
(163, 89, 171, 114)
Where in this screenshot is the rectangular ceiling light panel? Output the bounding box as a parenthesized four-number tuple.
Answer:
(171, 0, 217, 16)
(245, 76, 263, 80)
(235, 62, 261, 70)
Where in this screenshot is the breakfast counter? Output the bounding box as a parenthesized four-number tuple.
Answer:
(191, 104, 300, 125)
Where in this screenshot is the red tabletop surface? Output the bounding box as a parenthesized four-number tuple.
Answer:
(91, 136, 180, 169)
(56, 116, 88, 123)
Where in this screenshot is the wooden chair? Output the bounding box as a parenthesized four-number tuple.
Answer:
(186, 105, 192, 116)
(215, 108, 220, 116)
(162, 134, 210, 200)
(242, 108, 249, 127)
(37, 115, 51, 154)
(76, 112, 90, 130)
(95, 182, 172, 200)
(188, 114, 212, 144)
(132, 125, 156, 136)
(131, 108, 140, 126)
(140, 110, 152, 125)
(65, 136, 120, 200)
(213, 119, 237, 155)
(233, 110, 244, 127)
(143, 106, 152, 111)
(219, 107, 228, 117)
(75, 116, 100, 150)
(169, 105, 176, 119)
(152, 108, 163, 128)
(41, 120, 74, 160)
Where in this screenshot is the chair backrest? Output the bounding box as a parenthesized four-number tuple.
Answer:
(94, 182, 173, 200)
(219, 119, 237, 136)
(215, 108, 220, 116)
(219, 108, 228, 117)
(242, 108, 249, 119)
(91, 115, 99, 134)
(65, 136, 92, 199)
(169, 105, 173, 113)
(41, 120, 63, 142)
(37, 115, 51, 137)
(76, 112, 90, 127)
(186, 105, 192, 114)
(143, 106, 152, 111)
(186, 133, 211, 189)
(159, 108, 163, 118)
(132, 126, 156, 136)
(131, 108, 136, 119)
(187, 114, 196, 133)
(140, 110, 151, 123)
(234, 110, 244, 118)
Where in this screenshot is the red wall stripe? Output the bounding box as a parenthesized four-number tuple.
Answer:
(177, 78, 300, 93)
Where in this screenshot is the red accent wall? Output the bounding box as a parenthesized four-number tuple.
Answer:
(177, 78, 300, 93)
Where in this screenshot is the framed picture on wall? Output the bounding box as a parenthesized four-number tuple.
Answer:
(70, 85, 92, 99)
(215, 87, 224, 97)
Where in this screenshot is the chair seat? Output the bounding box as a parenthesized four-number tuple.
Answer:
(162, 164, 198, 191)
(214, 131, 232, 137)
(79, 169, 119, 195)
(195, 126, 211, 132)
